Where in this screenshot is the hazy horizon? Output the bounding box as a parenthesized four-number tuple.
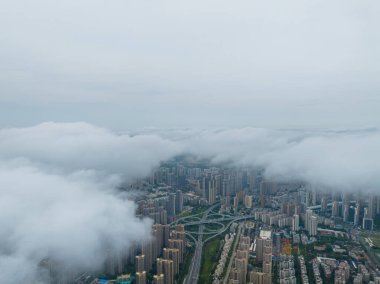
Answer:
(1, 1, 380, 282)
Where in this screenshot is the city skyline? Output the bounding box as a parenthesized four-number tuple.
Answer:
(1, 1, 380, 283)
(1, 122, 380, 282)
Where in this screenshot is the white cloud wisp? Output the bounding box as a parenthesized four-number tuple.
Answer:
(0, 122, 180, 283)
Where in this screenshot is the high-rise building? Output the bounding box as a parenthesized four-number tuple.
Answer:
(321, 197, 327, 212)
(176, 223, 185, 231)
(244, 195, 253, 209)
(312, 189, 317, 206)
(163, 224, 170, 247)
(156, 258, 174, 284)
(305, 209, 313, 231)
(168, 239, 184, 263)
(255, 230, 272, 284)
(250, 271, 265, 284)
(159, 208, 168, 225)
(305, 190, 311, 207)
(309, 216, 318, 236)
(153, 274, 165, 284)
(135, 271, 147, 284)
(175, 190, 183, 213)
(207, 183, 216, 204)
(273, 232, 281, 255)
(249, 271, 271, 284)
(141, 241, 153, 272)
(354, 205, 360, 226)
(222, 179, 229, 197)
(343, 204, 350, 222)
(292, 214, 299, 231)
(234, 258, 248, 283)
(234, 196, 239, 211)
(104, 251, 120, 276)
(168, 193, 176, 217)
(256, 238, 265, 262)
(305, 210, 318, 236)
(202, 177, 217, 204)
(364, 207, 369, 218)
(135, 255, 145, 273)
(263, 239, 272, 275)
(163, 248, 180, 276)
(332, 201, 339, 217)
(343, 192, 350, 204)
(260, 185, 266, 208)
(368, 195, 377, 219)
(152, 224, 164, 256)
(230, 268, 243, 284)
(363, 218, 374, 231)
(229, 235, 250, 284)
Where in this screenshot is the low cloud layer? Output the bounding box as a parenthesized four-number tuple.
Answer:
(0, 122, 180, 283)
(0, 165, 152, 281)
(184, 127, 380, 191)
(0, 122, 181, 179)
(1, 122, 379, 282)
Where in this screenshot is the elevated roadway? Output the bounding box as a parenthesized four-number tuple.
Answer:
(181, 204, 255, 284)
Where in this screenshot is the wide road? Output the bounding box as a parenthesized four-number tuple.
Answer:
(223, 223, 242, 284)
(184, 204, 219, 284)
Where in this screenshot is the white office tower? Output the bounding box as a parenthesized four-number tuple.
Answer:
(309, 216, 318, 236)
(305, 210, 318, 236)
(364, 207, 369, 219)
(343, 204, 350, 222)
(255, 230, 272, 284)
(292, 214, 299, 231)
(305, 210, 313, 232)
(354, 205, 360, 226)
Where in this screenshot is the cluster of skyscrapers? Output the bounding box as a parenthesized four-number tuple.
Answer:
(250, 230, 273, 284)
(229, 235, 251, 284)
(134, 224, 185, 284)
(101, 187, 186, 283)
(278, 255, 296, 284)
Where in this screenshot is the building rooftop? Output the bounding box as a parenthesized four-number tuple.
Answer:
(260, 230, 272, 239)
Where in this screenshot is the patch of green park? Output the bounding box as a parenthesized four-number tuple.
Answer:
(364, 232, 380, 247)
(199, 236, 223, 284)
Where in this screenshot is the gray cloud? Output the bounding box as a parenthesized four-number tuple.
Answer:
(1, 122, 379, 282)
(0, 164, 152, 281)
(0, 0, 379, 128)
(1, 0, 380, 278)
(183, 127, 380, 191)
(0, 122, 181, 180)
(0, 122, 180, 283)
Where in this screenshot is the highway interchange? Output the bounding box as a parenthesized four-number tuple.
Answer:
(171, 204, 256, 284)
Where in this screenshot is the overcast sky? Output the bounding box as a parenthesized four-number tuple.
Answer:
(1, 0, 379, 129)
(3, 2, 380, 281)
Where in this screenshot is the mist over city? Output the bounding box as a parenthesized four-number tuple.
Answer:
(1, 1, 380, 284)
